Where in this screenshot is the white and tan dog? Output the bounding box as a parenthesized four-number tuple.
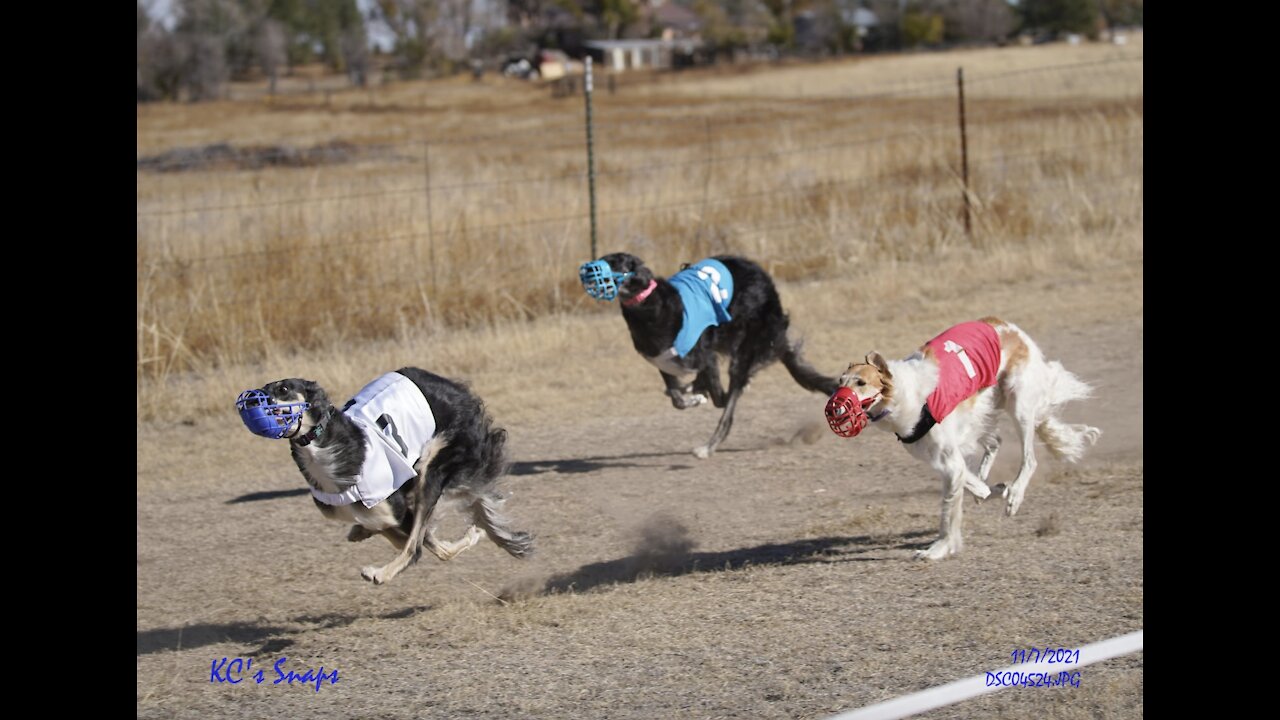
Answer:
(832, 317, 1101, 560)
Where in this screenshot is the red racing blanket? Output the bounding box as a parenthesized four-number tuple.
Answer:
(924, 321, 1002, 422)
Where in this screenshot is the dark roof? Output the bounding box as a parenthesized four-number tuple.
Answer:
(652, 3, 702, 30)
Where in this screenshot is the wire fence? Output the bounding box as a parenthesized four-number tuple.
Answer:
(137, 52, 1143, 368)
(137, 54, 1141, 217)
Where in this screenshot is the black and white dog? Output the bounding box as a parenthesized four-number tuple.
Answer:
(585, 253, 840, 458)
(237, 367, 533, 585)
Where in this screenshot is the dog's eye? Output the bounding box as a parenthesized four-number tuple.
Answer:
(856, 379, 866, 387)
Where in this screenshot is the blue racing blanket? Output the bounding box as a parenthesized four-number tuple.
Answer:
(669, 258, 734, 357)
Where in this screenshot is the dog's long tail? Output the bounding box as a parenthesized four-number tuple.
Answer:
(474, 426, 534, 559)
(780, 335, 840, 395)
(471, 494, 534, 559)
(1035, 360, 1102, 462)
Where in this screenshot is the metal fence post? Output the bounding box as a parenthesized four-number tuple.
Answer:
(957, 67, 972, 240)
(585, 57, 599, 260)
(424, 141, 437, 302)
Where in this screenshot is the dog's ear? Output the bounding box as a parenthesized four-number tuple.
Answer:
(599, 252, 643, 275)
(625, 263, 654, 291)
(866, 352, 891, 378)
(299, 379, 331, 409)
(601, 252, 654, 294)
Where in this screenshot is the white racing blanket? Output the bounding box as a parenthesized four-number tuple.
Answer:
(310, 372, 437, 508)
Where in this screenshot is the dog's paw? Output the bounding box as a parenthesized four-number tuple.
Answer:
(968, 480, 992, 501)
(980, 483, 1008, 506)
(671, 393, 708, 410)
(914, 538, 959, 561)
(360, 565, 386, 585)
(1006, 486, 1027, 517)
(347, 525, 375, 542)
(692, 445, 713, 459)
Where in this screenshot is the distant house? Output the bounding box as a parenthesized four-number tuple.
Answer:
(585, 38, 705, 72)
(584, 0, 707, 71)
(843, 6, 880, 37)
(795, 3, 880, 52)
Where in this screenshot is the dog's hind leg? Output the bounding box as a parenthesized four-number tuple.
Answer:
(693, 356, 754, 459)
(691, 356, 728, 408)
(1004, 406, 1039, 517)
(361, 436, 449, 585)
(693, 391, 739, 459)
(424, 526, 485, 561)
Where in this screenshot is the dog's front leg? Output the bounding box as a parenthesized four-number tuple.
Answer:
(917, 450, 984, 560)
(361, 436, 449, 585)
(917, 474, 965, 560)
(662, 372, 707, 410)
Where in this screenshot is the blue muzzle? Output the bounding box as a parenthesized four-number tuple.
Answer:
(579, 260, 633, 302)
(236, 389, 310, 439)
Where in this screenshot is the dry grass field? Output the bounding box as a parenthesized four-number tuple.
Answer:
(136, 36, 1141, 419)
(137, 35, 1142, 719)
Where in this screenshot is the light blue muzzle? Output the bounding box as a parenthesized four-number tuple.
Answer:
(236, 389, 310, 439)
(579, 260, 633, 302)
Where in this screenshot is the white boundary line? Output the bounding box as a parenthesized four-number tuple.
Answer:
(826, 629, 1143, 720)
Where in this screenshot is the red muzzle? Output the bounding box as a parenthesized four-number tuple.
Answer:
(825, 387, 877, 438)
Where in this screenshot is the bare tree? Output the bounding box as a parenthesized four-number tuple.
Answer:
(257, 19, 287, 94)
(185, 33, 228, 99)
(174, 0, 247, 100)
(374, 0, 438, 75)
(341, 25, 370, 86)
(139, 1, 152, 96)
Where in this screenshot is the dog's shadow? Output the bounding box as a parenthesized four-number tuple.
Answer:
(508, 449, 751, 477)
(136, 605, 431, 657)
(510, 530, 933, 599)
(225, 488, 311, 504)
(224, 450, 761, 504)
(223, 451, 743, 504)
(138, 533, 936, 653)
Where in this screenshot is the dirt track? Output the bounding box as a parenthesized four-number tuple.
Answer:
(137, 273, 1142, 719)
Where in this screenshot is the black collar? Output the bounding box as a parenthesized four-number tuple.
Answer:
(896, 404, 937, 445)
(294, 407, 335, 447)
